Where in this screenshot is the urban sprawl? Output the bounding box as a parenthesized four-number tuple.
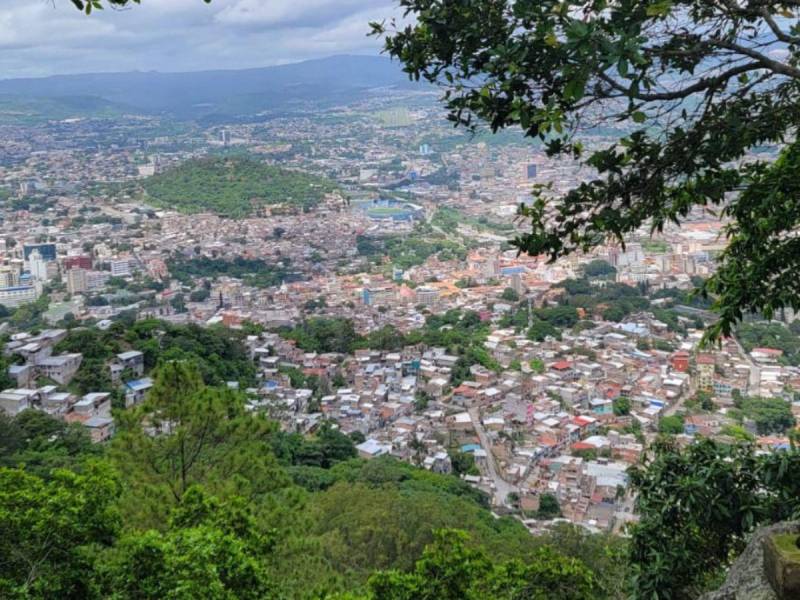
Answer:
(0, 90, 792, 534)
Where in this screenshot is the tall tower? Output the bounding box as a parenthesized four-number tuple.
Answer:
(28, 249, 49, 283)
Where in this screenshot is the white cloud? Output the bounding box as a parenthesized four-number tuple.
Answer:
(0, 0, 402, 78)
(214, 0, 369, 27)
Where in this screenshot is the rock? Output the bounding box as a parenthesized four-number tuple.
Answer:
(701, 522, 800, 600)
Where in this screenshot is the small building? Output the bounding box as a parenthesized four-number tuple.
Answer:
(84, 416, 115, 443)
(125, 377, 154, 407)
(36, 353, 83, 385)
(671, 351, 690, 373)
(115, 350, 145, 377)
(356, 438, 392, 459)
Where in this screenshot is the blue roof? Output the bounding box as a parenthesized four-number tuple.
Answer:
(126, 378, 153, 391)
(461, 444, 482, 453)
(501, 266, 525, 275)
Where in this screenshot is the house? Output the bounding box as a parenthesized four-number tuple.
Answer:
(356, 438, 392, 459)
(71, 392, 111, 418)
(0, 388, 40, 416)
(115, 350, 145, 377)
(750, 347, 783, 364)
(448, 412, 474, 431)
(671, 351, 690, 372)
(424, 451, 452, 474)
(41, 391, 75, 414)
(589, 398, 613, 415)
(125, 377, 154, 407)
(7, 364, 33, 388)
(36, 353, 83, 385)
(426, 376, 449, 398)
(696, 353, 715, 390)
(84, 416, 115, 442)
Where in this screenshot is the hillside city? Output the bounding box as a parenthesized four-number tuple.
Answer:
(1, 81, 794, 543)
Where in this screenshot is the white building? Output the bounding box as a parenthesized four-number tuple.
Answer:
(0, 285, 39, 308)
(28, 249, 49, 283)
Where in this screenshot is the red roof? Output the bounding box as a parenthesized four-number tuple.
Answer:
(752, 347, 784, 356)
(572, 441, 596, 451)
(453, 385, 478, 397)
(551, 361, 573, 371)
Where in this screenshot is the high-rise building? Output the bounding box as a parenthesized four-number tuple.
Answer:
(28, 249, 49, 283)
(66, 268, 88, 295)
(86, 271, 110, 291)
(510, 272, 524, 295)
(63, 255, 93, 271)
(221, 129, 231, 146)
(23, 243, 56, 262)
(363, 287, 395, 307)
(0, 267, 19, 289)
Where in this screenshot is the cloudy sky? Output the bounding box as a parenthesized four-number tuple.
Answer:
(0, 0, 400, 79)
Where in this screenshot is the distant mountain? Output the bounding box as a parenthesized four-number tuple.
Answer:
(0, 94, 132, 125)
(0, 55, 422, 120)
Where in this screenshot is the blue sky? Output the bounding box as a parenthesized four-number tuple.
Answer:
(0, 0, 400, 78)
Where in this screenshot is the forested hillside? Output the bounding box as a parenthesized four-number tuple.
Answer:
(142, 157, 339, 217)
(0, 359, 626, 599)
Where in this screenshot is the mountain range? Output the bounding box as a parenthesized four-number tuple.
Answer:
(0, 55, 423, 121)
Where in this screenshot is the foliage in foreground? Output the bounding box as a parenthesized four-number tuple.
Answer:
(11, 358, 800, 599)
(628, 438, 800, 599)
(373, 0, 800, 339)
(0, 360, 623, 599)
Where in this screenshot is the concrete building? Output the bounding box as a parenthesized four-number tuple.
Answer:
(0, 285, 39, 308)
(23, 243, 56, 262)
(28, 249, 49, 283)
(110, 259, 134, 277)
(0, 388, 40, 416)
(66, 268, 88, 294)
(415, 286, 440, 307)
(36, 353, 83, 385)
(696, 353, 715, 391)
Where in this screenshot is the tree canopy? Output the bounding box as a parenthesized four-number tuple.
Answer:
(373, 0, 800, 339)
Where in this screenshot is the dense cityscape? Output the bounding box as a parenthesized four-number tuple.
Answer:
(2, 81, 794, 531)
(3, 1, 800, 599)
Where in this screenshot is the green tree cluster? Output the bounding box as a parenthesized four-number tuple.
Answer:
(142, 157, 338, 217)
(629, 438, 800, 599)
(734, 395, 795, 435)
(737, 321, 800, 366)
(54, 319, 258, 392)
(169, 255, 291, 289)
(356, 223, 470, 270)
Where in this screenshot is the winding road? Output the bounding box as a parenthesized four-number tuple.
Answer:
(468, 407, 519, 506)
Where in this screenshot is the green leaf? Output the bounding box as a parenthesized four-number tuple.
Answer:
(632, 111, 647, 123)
(646, 0, 673, 17)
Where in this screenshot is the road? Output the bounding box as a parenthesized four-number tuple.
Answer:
(664, 378, 696, 417)
(468, 407, 519, 506)
(730, 336, 761, 395)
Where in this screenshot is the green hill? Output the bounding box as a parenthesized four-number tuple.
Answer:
(142, 156, 338, 217)
(0, 94, 130, 125)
